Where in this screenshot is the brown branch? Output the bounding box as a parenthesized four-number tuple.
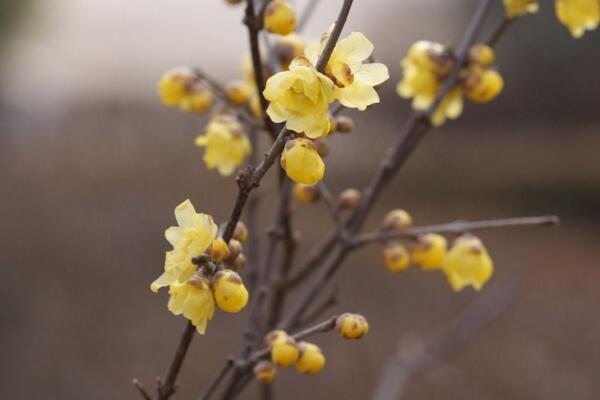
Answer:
(351, 215, 559, 249)
(297, 286, 339, 327)
(486, 17, 513, 47)
(199, 360, 234, 400)
(315, 0, 354, 72)
(317, 181, 344, 234)
(133, 378, 153, 400)
(157, 321, 196, 400)
(285, 231, 338, 289)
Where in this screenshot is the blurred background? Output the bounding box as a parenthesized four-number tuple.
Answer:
(1, 0, 599, 399)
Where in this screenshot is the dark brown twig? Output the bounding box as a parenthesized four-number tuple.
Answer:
(199, 360, 234, 400)
(157, 321, 196, 400)
(486, 17, 513, 47)
(315, 0, 354, 72)
(133, 378, 153, 400)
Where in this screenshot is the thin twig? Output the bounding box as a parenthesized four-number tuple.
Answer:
(133, 378, 153, 400)
(351, 215, 559, 249)
(486, 17, 513, 47)
(157, 321, 196, 400)
(298, 286, 339, 327)
(317, 181, 344, 234)
(315, 0, 354, 72)
(198, 360, 234, 400)
(285, 231, 338, 289)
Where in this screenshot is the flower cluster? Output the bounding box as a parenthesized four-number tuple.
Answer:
(504, 0, 599, 38)
(379, 209, 494, 292)
(150, 200, 249, 334)
(158, 67, 214, 113)
(397, 41, 504, 126)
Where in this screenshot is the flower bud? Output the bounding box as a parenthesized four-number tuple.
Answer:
(211, 269, 249, 313)
(158, 67, 194, 107)
(293, 183, 320, 204)
(249, 94, 263, 117)
(226, 239, 243, 262)
(209, 238, 230, 262)
(264, 0, 297, 36)
(225, 80, 251, 105)
(442, 234, 493, 292)
(264, 329, 287, 346)
(281, 138, 325, 185)
(462, 66, 504, 104)
(468, 44, 495, 67)
(382, 209, 413, 231)
(338, 188, 361, 210)
(274, 34, 304, 70)
(314, 140, 330, 158)
(334, 116, 354, 133)
(269, 332, 300, 367)
(179, 81, 214, 113)
(411, 233, 447, 270)
(295, 342, 325, 374)
(254, 361, 277, 383)
(383, 242, 410, 272)
(233, 221, 249, 242)
(228, 253, 247, 272)
(335, 313, 369, 339)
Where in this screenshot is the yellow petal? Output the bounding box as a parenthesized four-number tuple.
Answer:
(331, 32, 374, 66)
(354, 63, 389, 86)
(174, 199, 196, 228)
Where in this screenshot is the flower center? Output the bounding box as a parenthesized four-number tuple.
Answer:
(325, 61, 354, 88)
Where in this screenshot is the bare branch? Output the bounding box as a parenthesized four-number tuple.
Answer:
(486, 17, 513, 47)
(133, 378, 153, 400)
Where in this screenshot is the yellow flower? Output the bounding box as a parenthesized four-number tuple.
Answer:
(555, 0, 600, 38)
(225, 80, 252, 105)
(295, 342, 326, 374)
(462, 66, 504, 104)
(254, 361, 277, 384)
(503, 0, 539, 18)
(430, 88, 464, 127)
(194, 114, 252, 176)
(335, 313, 369, 339)
(468, 44, 496, 67)
(306, 31, 389, 111)
(383, 242, 410, 272)
(211, 269, 249, 313)
(158, 67, 213, 113)
(280, 138, 325, 184)
(151, 199, 218, 292)
(167, 273, 215, 334)
(264, 0, 297, 36)
(411, 233, 448, 270)
(442, 234, 494, 292)
(264, 56, 335, 138)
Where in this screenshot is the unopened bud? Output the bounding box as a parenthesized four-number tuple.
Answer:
(382, 209, 413, 231)
(254, 361, 277, 383)
(334, 116, 354, 133)
(338, 188, 361, 210)
(335, 313, 369, 339)
(233, 221, 248, 242)
(264, 0, 297, 36)
(211, 269, 249, 313)
(293, 183, 320, 204)
(383, 242, 410, 272)
(295, 342, 325, 374)
(209, 238, 229, 262)
(224, 80, 251, 105)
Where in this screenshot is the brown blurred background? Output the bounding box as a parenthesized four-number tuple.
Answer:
(1, 0, 599, 399)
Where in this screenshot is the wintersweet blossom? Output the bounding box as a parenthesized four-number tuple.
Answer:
(442, 234, 494, 292)
(503, 0, 539, 18)
(168, 273, 215, 334)
(555, 0, 599, 38)
(158, 67, 213, 113)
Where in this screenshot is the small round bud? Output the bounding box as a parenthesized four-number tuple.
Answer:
(468, 44, 496, 67)
(293, 183, 320, 205)
(264, 330, 287, 346)
(209, 238, 230, 262)
(264, 0, 297, 36)
(336, 313, 369, 339)
(211, 270, 249, 313)
(314, 140, 330, 158)
(270, 334, 300, 367)
(383, 242, 410, 272)
(233, 221, 249, 242)
(338, 188, 361, 210)
(411, 233, 447, 270)
(254, 361, 277, 384)
(228, 253, 247, 272)
(462, 66, 504, 104)
(274, 34, 304, 70)
(281, 138, 325, 185)
(382, 209, 413, 231)
(295, 342, 325, 374)
(225, 80, 251, 105)
(179, 81, 214, 114)
(226, 239, 243, 262)
(334, 116, 354, 133)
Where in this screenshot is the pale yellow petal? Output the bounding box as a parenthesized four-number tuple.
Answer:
(174, 199, 196, 228)
(354, 63, 389, 86)
(331, 32, 374, 65)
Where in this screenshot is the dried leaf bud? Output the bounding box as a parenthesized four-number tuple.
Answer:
(383, 242, 410, 272)
(314, 140, 330, 158)
(228, 253, 247, 272)
(338, 188, 361, 210)
(264, 0, 297, 36)
(335, 313, 370, 339)
(293, 183, 321, 204)
(334, 116, 354, 133)
(411, 233, 447, 270)
(224, 80, 251, 105)
(211, 269, 249, 313)
(270, 334, 300, 367)
(295, 342, 325, 374)
(226, 239, 243, 262)
(233, 221, 249, 242)
(254, 361, 277, 384)
(209, 238, 229, 262)
(382, 209, 413, 231)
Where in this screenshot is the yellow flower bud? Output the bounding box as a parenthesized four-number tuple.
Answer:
(211, 269, 249, 313)
(281, 138, 325, 185)
(335, 313, 369, 339)
(158, 67, 193, 107)
(334, 116, 354, 133)
(555, 0, 599, 38)
(233, 221, 249, 242)
(264, 329, 287, 346)
(179, 83, 214, 113)
(383, 242, 410, 272)
(295, 342, 325, 374)
(270, 333, 300, 367)
(462, 67, 504, 104)
(503, 0, 539, 18)
(411, 233, 447, 270)
(264, 0, 297, 36)
(250, 94, 263, 118)
(468, 44, 496, 67)
(225, 80, 252, 105)
(274, 34, 305, 70)
(442, 234, 494, 292)
(293, 183, 321, 204)
(338, 188, 361, 210)
(254, 361, 277, 384)
(382, 209, 413, 231)
(209, 238, 230, 262)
